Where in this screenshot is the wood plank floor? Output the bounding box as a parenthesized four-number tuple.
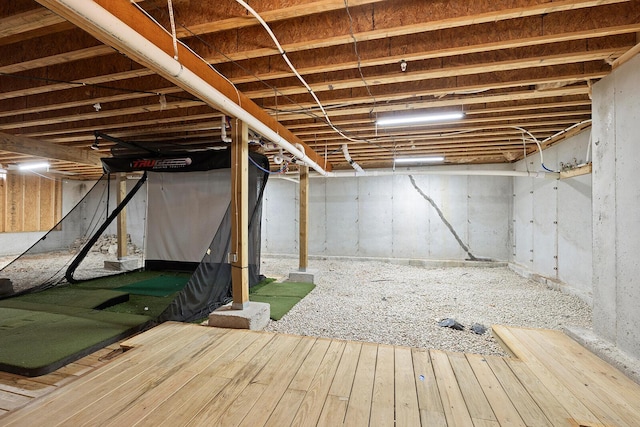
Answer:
(1, 322, 640, 426)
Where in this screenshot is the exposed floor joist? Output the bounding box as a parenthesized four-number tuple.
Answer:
(0, 0, 638, 178)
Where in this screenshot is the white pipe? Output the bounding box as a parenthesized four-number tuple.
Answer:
(50, 0, 328, 176)
(273, 168, 559, 179)
(341, 144, 365, 173)
(220, 116, 231, 143)
(585, 129, 592, 164)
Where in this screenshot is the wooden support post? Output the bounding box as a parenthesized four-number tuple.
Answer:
(116, 172, 127, 259)
(299, 165, 309, 271)
(231, 118, 249, 310)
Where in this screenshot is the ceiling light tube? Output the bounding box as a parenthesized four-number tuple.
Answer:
(394, 156, 445, 164)
(18, 162, 50, 171)
(377, 112, 464, 126)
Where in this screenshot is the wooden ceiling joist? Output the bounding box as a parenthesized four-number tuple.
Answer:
(0, 132, 101, 167)
(2, 0, 632, 176)
(35, 0, 332, 173)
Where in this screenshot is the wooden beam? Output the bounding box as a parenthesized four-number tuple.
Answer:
(0, 99, 205, 131)
(0, 83, 183, 120)
(35, 0, 331, 172)
(0, 69, 153, 102)
(24, 112, 222, 142)
(275, 86, 592, 122)
(0, 45, 113, 75)
(0, 8, 67, 39)
(201, 0, 632, 63)
(176, 0, 386, 36)
(0, 132, 102, 167)
(117, 172, 127, 259)
(231, 118, 249, 310)
(299, 166, 309, 272)
(560, 163, 592, 179)
(240, 49, 621, 99)
(612, 41, 640, 69)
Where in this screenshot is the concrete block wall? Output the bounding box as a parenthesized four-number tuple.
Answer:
(511, 130, 593, 303)
(592, 53, 640, 360)
(262, 165, 513, 261)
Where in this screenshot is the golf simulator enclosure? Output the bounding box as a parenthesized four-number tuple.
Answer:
(0, 149, 269, 376)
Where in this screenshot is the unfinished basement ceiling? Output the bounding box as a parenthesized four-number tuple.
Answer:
(0, 0, 638, 179)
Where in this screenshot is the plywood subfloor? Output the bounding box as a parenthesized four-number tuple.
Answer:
(1, 322, 640, 426)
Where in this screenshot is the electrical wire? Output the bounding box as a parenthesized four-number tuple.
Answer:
(232, 0, 386, 148)
(134, 0, 392, 155)
(0, 71, 199, 102)
(130, 1, 242, 105)
(344, 0, 377, 110)
(166, 0, 179, 60)
(249, 154, 288, 174)
(521, 130, 530, 173)
(511, 120, 593, 173)
(511, 125, 555, 172)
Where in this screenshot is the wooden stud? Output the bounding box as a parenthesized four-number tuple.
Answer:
(117, 172, 127, 259)
(299, 165, 309, 271)
(231, 118, 249, 310)
(23, 175, 40, 231)
(0, 173, 5, 232)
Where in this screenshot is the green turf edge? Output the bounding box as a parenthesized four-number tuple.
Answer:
(103, 293, 181, 318)
(0, 306, 151, 377)
(248, 295, 302, 321)
(7, 288, 130, 310)
(247, 280, 316, 321)
(251, 281, 315, 298)
(249, 277, 277, 294)
(0, 323, 149, 377)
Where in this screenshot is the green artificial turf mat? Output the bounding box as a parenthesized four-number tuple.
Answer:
(76, 270, 186, 290)
(9, 288, 129, 310)
(115, 275, 190, 297)
(248, 295, 303, 321)
(103, 293, 179, 318)
(249, 281, 315, 320)
(0, 305, 150, 376)
(251, 281, 315, 298)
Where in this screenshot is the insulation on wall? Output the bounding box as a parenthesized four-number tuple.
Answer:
(0, 173, 61, 233)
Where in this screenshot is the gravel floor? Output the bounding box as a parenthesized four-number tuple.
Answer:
(1, 253, 593, 357)
(260, 256, 593, 356)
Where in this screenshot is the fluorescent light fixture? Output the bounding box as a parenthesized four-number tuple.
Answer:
(18, 162, 50, 171)
(394, 156, 445, 164)
(377, 112, 464, 126)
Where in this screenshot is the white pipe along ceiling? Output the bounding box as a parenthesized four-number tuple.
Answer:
(35, 0, 329, 176)
(277, 168, 560, 179)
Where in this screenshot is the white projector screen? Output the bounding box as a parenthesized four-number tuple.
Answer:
(146, 169, 231, 263)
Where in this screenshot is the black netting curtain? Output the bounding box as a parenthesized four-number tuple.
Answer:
(0, 173, 147, 297)
(157, 151, 269, 322)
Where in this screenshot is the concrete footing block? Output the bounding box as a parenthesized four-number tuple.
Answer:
(208, 301, 270, 330)
(104, 257, 141, 271)
(288, 269, 317, 283)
